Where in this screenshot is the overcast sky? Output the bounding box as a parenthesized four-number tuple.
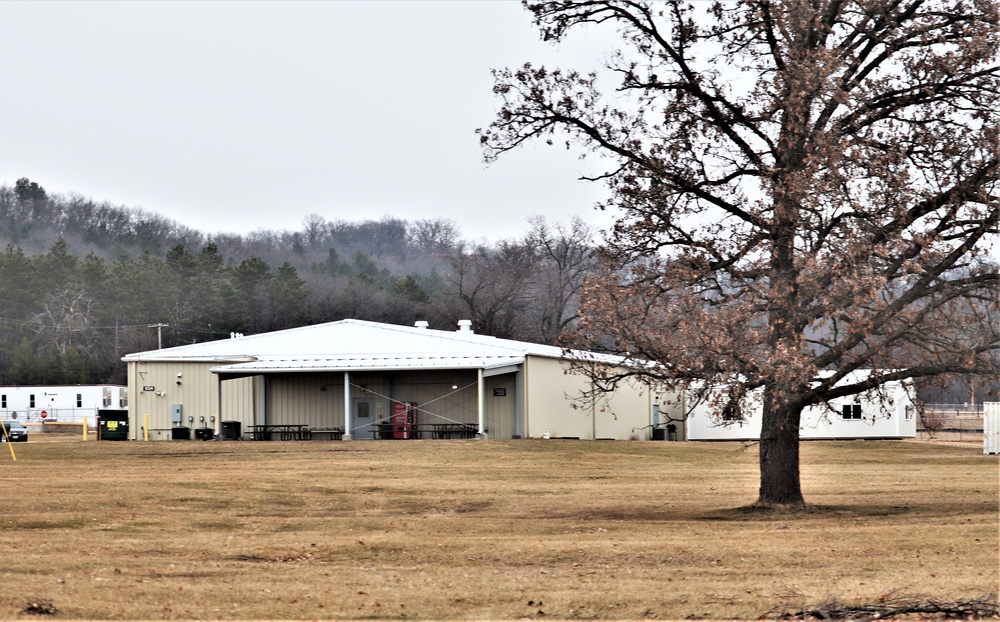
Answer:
(0, 1, 615, 242)
(2, 2, 996, 259)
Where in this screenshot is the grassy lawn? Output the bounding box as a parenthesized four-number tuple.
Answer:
(0, 438, 995, 620)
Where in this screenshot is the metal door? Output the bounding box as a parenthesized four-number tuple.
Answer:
(352, 398, 376, 439)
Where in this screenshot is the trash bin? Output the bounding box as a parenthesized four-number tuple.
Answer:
(221, 420, 241, 440)
(651, 427, 666, 441)
(98, 409, 130, 441)
(194, 427, 214, 440)
(171, 426, 190, 440)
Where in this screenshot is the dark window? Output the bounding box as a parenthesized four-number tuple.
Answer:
(1, 395, 5, 408)
(841, 404, 862, 420)
(76, 394, 83, 408)
(721, 402, 741, 421)
(29, 394, 35, 408)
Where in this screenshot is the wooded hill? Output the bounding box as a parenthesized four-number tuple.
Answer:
(0, 178, 595, 385)
(0, 178, 991, 404)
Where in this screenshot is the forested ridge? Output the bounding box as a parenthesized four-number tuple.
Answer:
(0, 178, 595, 385)
(0, 177, 990, 404)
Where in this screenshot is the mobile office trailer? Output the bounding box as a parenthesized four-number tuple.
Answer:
(0, 385, 128, 423)
(685, 373, 917, 441)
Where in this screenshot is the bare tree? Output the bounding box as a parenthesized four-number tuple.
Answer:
(481, 0, 999, 505)
(410, 218, 461, 254)
(301, 213, 328, 250)
(440, 241, 539, 339)
(526, 215, 596, 342)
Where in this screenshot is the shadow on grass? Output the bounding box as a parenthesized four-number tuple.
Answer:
(699, 500, 994, 521)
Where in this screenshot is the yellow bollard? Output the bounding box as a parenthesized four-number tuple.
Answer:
(144, 414, 149, 441)
(83, 416, 88, 441)
(2, 423, 15, 462)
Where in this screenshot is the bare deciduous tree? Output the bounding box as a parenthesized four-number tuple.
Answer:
(526, 215, 596, 342)
(481, 0, 1000, 505)
(441, 241, 539, 339)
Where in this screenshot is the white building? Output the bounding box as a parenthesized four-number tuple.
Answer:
(0, 385, 129, 423)
(684, 372, 917, 441)
(122, 319, 681, 441)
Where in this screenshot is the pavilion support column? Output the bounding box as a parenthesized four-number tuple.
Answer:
(216, 375, 222, 436)
(514, 368, 523, 438)
(477, 368, 485, 437)
(343, 371, 353, 440)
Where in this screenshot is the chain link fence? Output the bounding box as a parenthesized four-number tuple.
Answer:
(917, 404, 985, 441)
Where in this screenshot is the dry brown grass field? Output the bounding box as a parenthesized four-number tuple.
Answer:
(0, 437, 996, 620)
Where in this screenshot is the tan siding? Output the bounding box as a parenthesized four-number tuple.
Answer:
(220, 377, 260, 433)
(129, 361, 210, 439)
(263, 370, 485, 430)
(267, 373, 346, 428)
(484, 373, 517, 438)
(595, 376, 653, 440)
(524, 356, 596, 439)
(523, 356, 672, 440)
(129, 354, 681, 442)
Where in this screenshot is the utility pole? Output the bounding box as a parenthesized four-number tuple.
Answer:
(148, 323, 169, 349)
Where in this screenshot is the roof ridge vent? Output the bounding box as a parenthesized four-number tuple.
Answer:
(414, 321, 430, 329)
(457, 319, 473, 333)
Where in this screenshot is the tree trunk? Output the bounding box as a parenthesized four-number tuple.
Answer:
(757, 387, 805, 506)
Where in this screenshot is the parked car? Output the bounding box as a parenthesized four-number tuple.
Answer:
(1, 420, 28, 442)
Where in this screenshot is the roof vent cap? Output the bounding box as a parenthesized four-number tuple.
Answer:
(414, 321, 430, 329)
(457, 319, 473, 333)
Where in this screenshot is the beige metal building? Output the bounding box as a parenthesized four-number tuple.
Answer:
(122, 319, 681, 441)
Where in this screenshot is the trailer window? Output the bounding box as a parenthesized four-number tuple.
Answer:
(841, 404, 862, 420)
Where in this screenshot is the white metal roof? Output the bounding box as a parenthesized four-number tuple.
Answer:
(121, 319, 622, 374)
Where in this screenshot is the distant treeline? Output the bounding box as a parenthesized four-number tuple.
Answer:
(0, 179, 596, 385)
(0, 178, 989, 404)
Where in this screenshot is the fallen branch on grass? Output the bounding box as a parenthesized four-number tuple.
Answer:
(764, 593, 998, 620)
(22, 600, 59, 616)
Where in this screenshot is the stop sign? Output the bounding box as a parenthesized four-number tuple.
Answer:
(40, 410, 47, 419)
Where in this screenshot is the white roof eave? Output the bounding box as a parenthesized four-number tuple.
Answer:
(210, 355, 526, 375)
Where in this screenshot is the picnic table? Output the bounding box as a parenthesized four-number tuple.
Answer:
(248, 424, 311, 441)
(309, 426, 343, 440)
(373, 422, 480, 439)
(427, 423, 479, 439)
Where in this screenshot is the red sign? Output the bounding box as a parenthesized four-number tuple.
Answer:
(40, 410, 48, 419)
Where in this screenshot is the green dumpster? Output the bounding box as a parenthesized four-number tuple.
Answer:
(99, 409, 130, 441)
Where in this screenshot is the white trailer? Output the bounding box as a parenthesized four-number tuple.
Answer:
(0, 385, 128, 423)
(685, 372, 917, 441)
(985, 402, 1000, 455)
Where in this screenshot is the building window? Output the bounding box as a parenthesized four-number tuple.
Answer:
(842, 404, 862, 420)
(1, 395, 5, 409)
(721, 403, 741, 421)
(904, 405, 914, 420)
(29, 394, 35, 408)
(76, 394, 83, 408)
